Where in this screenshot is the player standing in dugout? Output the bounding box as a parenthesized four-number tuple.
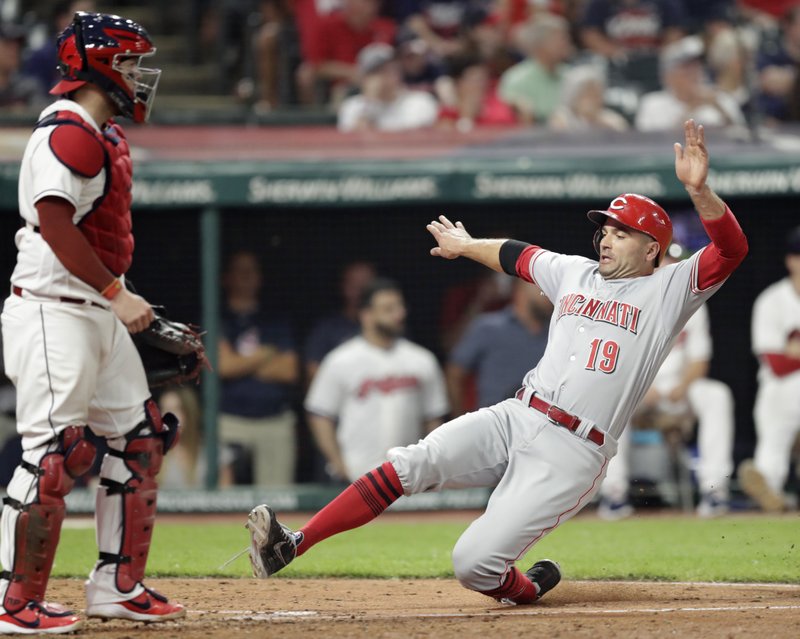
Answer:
(247, 120, 748, 605)
(0, 12, 185, 634)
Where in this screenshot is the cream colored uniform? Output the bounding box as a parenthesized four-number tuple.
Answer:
(751, 277, 800, 493)
(305, 336, 449, 480)
(0, 100, 151, 612)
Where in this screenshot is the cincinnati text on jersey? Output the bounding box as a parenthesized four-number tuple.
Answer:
(556, 293, 641, 334)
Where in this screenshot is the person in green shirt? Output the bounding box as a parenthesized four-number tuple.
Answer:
(499, 13, 574, 124)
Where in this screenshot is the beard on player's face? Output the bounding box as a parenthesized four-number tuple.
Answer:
(374, 318, 405, 339)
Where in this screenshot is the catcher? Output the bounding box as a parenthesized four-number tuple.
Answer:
(0, 12, 198, 634)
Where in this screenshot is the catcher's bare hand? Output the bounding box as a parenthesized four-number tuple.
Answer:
(674, 119, 709, 193)
(111, 288, 155, 333)
(427, 215, 472, 259)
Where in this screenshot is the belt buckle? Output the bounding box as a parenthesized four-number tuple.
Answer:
(545, 404, 561, 426)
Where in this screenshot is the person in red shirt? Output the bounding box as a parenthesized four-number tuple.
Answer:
(297, 0, 396, 105)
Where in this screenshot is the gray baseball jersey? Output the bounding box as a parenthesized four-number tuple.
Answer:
(389, 219, 744, 594)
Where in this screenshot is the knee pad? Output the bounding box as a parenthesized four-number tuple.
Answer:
(1, 427, 96, 612)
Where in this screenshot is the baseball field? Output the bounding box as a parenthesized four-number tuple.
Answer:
(50, 510, 799, 638)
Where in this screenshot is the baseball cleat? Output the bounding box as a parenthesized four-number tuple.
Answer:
(525, 559, 561, 600)
(738, 460, 785, 513)
(86, 586, 185, 623)
(696, 491, 730, 518)
(597, 497, 634, 521)
(0, 601, 82, 635)
(246, 504, 297, 578)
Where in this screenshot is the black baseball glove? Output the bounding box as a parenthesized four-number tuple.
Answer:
(133, 309, 208, 388)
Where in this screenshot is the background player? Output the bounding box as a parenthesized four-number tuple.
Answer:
(739, 226, 800, 512)
(598, 245, 735, 519)
(305, 278, 449, 482)
(247, 121, 746, 605)
(0, 12, 184, 634)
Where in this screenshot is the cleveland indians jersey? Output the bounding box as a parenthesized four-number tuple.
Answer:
(13, 100, 111, 305)
(305, 336, 449, 478)
(518, 248, 722, 441)
(752, 277, 800, 382)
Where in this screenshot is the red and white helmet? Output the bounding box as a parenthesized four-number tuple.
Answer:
(50, 12, 161, 123)
(587, 193, 673, 266)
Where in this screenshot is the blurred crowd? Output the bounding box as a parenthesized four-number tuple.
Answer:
(4, 1, 800, 132)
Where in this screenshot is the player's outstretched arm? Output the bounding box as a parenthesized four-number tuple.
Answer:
(674, 119, 726, 220)
(427, 215, 506, 272)
(674, 119, 748, 288)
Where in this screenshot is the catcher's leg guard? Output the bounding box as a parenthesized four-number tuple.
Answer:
(87, 399, 185, 622)
(0, 427, 96, 614)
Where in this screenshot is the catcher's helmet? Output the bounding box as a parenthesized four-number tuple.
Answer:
(587, 193, 672, 266)
(50, 12, 160, 123)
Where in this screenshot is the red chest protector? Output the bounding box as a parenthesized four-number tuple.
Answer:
(37, 110, 134, 276)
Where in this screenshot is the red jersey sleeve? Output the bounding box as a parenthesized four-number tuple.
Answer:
(695, 205, 748, 291)
(515, 245, 545, 283)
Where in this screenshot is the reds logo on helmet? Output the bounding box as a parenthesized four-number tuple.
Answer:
(586, 193, 673, 266)
(50, 12, 161, 123)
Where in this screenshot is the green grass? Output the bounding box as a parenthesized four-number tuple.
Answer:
(53, 515, 800, 583)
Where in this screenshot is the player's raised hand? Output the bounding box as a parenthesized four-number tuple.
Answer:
(427, 215, 472, 259)
(674, 119, 709, 193)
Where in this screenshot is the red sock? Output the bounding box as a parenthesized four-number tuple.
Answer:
(480, 567, 538, 604)
(296, 462, 403, 556)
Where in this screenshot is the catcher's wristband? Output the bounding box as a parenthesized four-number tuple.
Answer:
(101, 278, 123, 300)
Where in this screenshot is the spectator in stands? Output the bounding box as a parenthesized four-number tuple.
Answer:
(157, 386, 234, 489)
(635, 35, 745, 130)
(439, 54, 518, 131)
(337, 43, 441, 132)
(549, 64, 630, 131)
(22, 1, 96, 98)
(296, 0, 396, 106)
(497, 13, 574, 125)
(304, 278, 449, 481)
(492, 0, 567, 38)
(0, 22, 45, 110)
(218, 250, 300, 486)
(740, 0, 799, 28)
(251, 0, 296, 112)
(446, 279, 551, 416)
(305, 260, 376, 381)
(580, 0, 687, 93)
(396, 31, 450, 96)
(756, 5, 800, 124)
(393, 1, 486, 62)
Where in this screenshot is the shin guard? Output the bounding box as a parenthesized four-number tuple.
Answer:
(0, 427, 96, 613)
(93, 400, 169, 596)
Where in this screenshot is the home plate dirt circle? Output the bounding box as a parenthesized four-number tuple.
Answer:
(47, 578, 800, 638)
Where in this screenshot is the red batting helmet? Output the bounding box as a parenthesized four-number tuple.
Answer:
(51, 12, 161, 123)
(587, 193, 672, 266)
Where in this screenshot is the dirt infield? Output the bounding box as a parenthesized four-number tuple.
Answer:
(47, 577, 800, 638)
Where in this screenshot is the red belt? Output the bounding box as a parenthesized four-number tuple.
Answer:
(12, 285, 105, 309)
(515, 388, 605, 446)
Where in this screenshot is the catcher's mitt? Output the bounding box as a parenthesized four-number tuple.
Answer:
(134, 310, 208, 387)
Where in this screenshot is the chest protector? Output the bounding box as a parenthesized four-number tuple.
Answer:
(37, 110, 134, 276)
